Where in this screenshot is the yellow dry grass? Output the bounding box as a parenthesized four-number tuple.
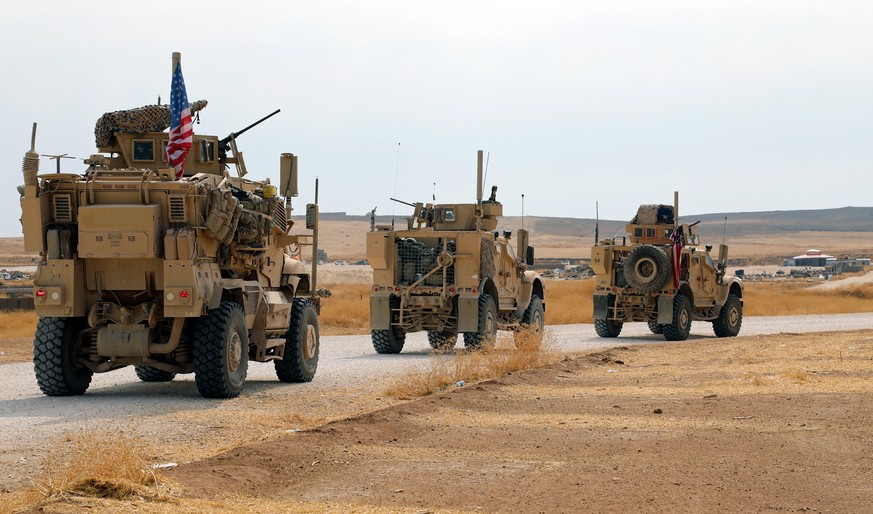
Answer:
(744, 280, 873, 316)
(384, 327, 560, 399)
(0, 311, 38, 338)
(318, 283, 371, 335)
(1, 432, 171, 514)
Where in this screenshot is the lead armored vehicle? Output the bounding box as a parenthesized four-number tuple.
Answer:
(19, 53, 325, 398)
(590, 192, 743, 341)
(368, 151, 546, 353)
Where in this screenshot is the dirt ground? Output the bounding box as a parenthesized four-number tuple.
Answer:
(130, 329, 873, 513)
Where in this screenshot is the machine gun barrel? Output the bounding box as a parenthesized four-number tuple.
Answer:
(219, 109, 281, 148)
(389, 197, 417, 208)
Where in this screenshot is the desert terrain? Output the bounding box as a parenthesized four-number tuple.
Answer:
(1, 208, 872, 512)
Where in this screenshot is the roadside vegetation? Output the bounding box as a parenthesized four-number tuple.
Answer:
(1, 432, 172, 514)
(385, 326, 559, 399)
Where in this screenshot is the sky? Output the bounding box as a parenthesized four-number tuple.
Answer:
(1, 1, 871, 237)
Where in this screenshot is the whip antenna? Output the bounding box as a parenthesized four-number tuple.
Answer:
(722, 216, 728, 245)
(391, 142, 400, 230)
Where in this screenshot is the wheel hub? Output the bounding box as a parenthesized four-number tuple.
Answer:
(228, 331, 242, 372)
(304, 324, 317, 360)
(635, 258, 656, 283)
(729, 307, 739, 325)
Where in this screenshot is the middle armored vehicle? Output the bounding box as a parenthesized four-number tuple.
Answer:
(368, 151, 546, 353)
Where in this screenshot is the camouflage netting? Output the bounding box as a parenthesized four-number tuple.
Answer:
(479, 237, 495, 281)
(631, 204, 674, 225)
(94, 100, 208, 147)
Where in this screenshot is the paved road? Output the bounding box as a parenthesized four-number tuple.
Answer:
(1, 312, 871, 487)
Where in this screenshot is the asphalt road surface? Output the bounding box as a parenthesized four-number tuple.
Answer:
(1, 312, 871, 488)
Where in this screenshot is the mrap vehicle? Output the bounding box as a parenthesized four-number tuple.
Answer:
(367, 151, 545, 353)
(590, 193, 743, 341)
(19, 52, 326, 398)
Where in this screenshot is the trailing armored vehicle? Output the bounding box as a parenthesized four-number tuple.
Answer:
(19, 53, 326, 398)
(590, 192, 743, 341)
(367, 151, 546, 353)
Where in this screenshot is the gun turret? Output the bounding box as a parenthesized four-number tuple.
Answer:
(219, 108, 281, 157)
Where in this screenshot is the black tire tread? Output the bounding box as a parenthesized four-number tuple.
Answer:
(663, 294, 692, 341)
(464, 294, 497, 350)
(134, 365, 176, 382)
(594, 318, 622, 338)
(713, 293, 743, 338)
(193, 301, 248, 399)
(33, 317, 92, 396)
(427, 331, 458, 350)
(372, 329, 405, 354)
(275, 299, 320, 382)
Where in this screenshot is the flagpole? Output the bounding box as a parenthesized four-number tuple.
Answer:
(172, 51, 180, 73)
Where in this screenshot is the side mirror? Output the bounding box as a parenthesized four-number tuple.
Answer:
(718, 244, 728, 270)
(279, 153, 298, 198)
(525, 246, 535, 266)
(516, 229, 530, 261)
(306, 203, 318, 230)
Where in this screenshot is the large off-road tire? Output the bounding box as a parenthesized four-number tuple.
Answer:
(623, 244, 671, 293)
(594, 318, 623, 338)
(193, 301, 249, 399)
(33, 317, 93, 396)
(647, 321, 665, 334)
(515, 295, 545, 345)
(712, 293, 743, 338)
(134, 365, 176, 382)
(663, 294, 692, 341)
(276, 299, 320, 382)
(427, 331, 458, 350)
(464, 294, 498, 350)
(372, 329, 406, 354)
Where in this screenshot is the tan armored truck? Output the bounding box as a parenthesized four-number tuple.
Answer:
(367, 151, 545, 353)
(590, 192, 743, 341)
(19, 53, 325, 398)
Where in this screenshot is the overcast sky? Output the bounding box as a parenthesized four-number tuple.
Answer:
(1, 1, 870, 237)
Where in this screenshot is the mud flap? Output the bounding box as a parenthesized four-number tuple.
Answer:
(657, 295, 674, 324)
(593, 295, 609, 320)
(370, 296, 391, 330)
(458, 296, 479, 332)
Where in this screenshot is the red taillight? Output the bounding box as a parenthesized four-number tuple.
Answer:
(179, 290, 190, 299)
(449, 287, 455, 293)
(373, 286, 380, 292)
(36, 289, 46, 297)
(395, 287, 400, 292)
(472, 287, 478, 294)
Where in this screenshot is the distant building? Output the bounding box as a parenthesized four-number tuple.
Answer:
(827, 256, 871, 274)
(783, 249, 833, 267)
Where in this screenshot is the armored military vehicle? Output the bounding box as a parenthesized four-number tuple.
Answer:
(19, 53, 326, 398)
(368, 151, 546, 353)
(590, 192, 743, 341)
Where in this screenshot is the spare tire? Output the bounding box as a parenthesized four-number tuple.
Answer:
(624, 244, 671, 292)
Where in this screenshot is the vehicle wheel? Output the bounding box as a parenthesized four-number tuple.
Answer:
(193, 301, 249, 399)
(276, 299, 320, 382)
(647, 321, 664, 334)
(464, 294, 498, 350)
(623, 244, 671, 293)
(134, 365, 176, 382)
(372, 329, 405, 354)
(33, 317, 93, 396)
(663, 294, 692, 341)
(515, 295, 545, 345)
(712, 293, 742, 337)
(427, 331, 458, 350)
(594, 318, 623, 338)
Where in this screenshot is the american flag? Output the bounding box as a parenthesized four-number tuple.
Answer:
(167, 62, 193, 178)
(670, 226, 683, 289)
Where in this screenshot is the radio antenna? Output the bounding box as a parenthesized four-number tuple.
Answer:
(595, 201, 600, 244)
(722, 216, 728, 245)
(391, 142, 400, 230)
